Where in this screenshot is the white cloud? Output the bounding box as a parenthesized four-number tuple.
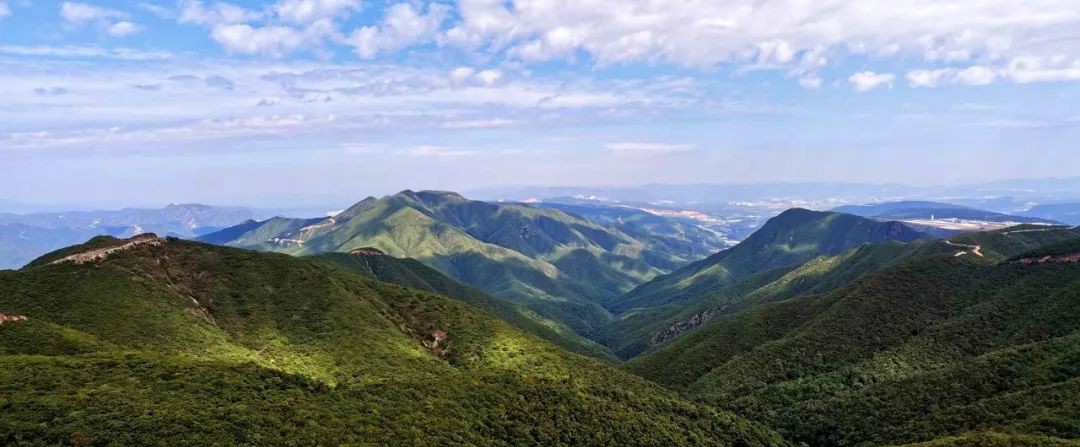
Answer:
(348, 3, 450, 58)
(849, 71, 895, 92)
(476, 69, 502, 85)
(797, 75, 822, 90)
(0, 58, 706, 153)
(0, 44, 172, 60)
(441, 118, 515, 129)
(955, 66, 998, 85)
(155, 0, 1080, 90)
(107, 21, 143, 38)
(907, 69, 953, 87)
(400, 145, 479, 158)
(606, 142, 695, 154)
(440, 0, 1080, 72)
(179, 0, 260, 26)
(449, 66, 502, 86)
(1006, 56, 1080, 83)
(0, 2, 11, 19)
(211, 24, 307, 57)
(61, 2, 126, 24)
(907, 64, 1007, 87)
(138, 2, 173, 18)
(449, 66, 475, 84)
(274, 0, 361, 24)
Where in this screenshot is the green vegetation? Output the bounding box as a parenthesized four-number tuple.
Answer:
(310, 250, 615, 359)
(625, 227, 1080, 446)
(616, 208, 929, 314)
(894, 432, 1080, 446)
(7, 206, 1080, 446)
(0, 236, 784, 446)
(200, 190, 723, 337)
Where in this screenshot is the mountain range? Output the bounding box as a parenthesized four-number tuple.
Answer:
(199, 190, 729, 338)
(0, 204, 258, 269)
(4, 188, 1080, 445)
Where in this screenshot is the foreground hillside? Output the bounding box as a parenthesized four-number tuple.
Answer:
(0, 235, 782, 446)
(627, 227, 1080, 446)
(201, 190, 722, 338)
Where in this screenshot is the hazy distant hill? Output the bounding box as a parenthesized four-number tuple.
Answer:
(200, 191, 718, 337)
(0, 236, 783, 446)
(530, 202, 729, 263)
(0, 204, 258, 269)
(1023, 202, 1080, 225)
(834, 200, 1057, 224)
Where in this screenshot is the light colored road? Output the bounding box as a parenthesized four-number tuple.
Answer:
(1002, 227, 1062, 235)
(944, 240, 983, 257)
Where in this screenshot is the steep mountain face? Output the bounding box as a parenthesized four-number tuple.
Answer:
(626, 228, 1080, 446)
(0, 236, 785, 446)
(310, 249, 615, 360)
(0, 204, 258, 269)
(615, 208, 930, 314)
(200, 191, 713, 336)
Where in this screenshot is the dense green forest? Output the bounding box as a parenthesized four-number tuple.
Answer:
(3, 205, 1079, 446)
(0, 236, 781, 446)
(628, 226, 1080, 446)
(200, 190, 729, 338)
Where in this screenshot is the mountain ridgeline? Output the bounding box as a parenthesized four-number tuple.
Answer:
(0, 236, 783, 446)
(200, 190, 729, 338)
(14, 189, 1080, 446)
(626, 225, 1080, 446)
(615, 208, 931, 314)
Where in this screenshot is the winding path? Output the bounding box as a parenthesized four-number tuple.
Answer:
(944, 240, 983, 257)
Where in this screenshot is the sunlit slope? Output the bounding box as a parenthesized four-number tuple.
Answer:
(616, 208, 929, 314)
(602, 240, 946, 359)
(0, 235, 784, 446)
(628, 230, 1080, 446)
(201, 190, 717, 336)
(310, 250, 615, 360)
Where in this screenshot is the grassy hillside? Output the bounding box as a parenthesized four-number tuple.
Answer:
(615, 208, 929, 314)
(627, 229, 1080, 446)
(0, 235, 785, 446)
(200, 190, 718, 337)
(310, 250, 615, 360)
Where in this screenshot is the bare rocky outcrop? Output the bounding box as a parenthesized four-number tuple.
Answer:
(50, 234, 166, 265)
(0, 314, 29, 325)
(1013, 253, 1080, 264)
(349, 247, 386, 256)
(651, 308, 724, 346)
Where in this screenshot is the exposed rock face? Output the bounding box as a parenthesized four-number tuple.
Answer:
(650, 308, 723, 346)
(349, 247, 386, 256)
(51, 234, 166, 265)
(1014, 253, 1080, 264)
(422, 330, 449, 357)
(0, 314, 28, 325)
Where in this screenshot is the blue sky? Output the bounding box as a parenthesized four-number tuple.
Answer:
(2, 0, 1080, 207)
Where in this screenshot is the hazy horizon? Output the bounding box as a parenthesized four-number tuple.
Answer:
(4, 1, 1080, 209)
